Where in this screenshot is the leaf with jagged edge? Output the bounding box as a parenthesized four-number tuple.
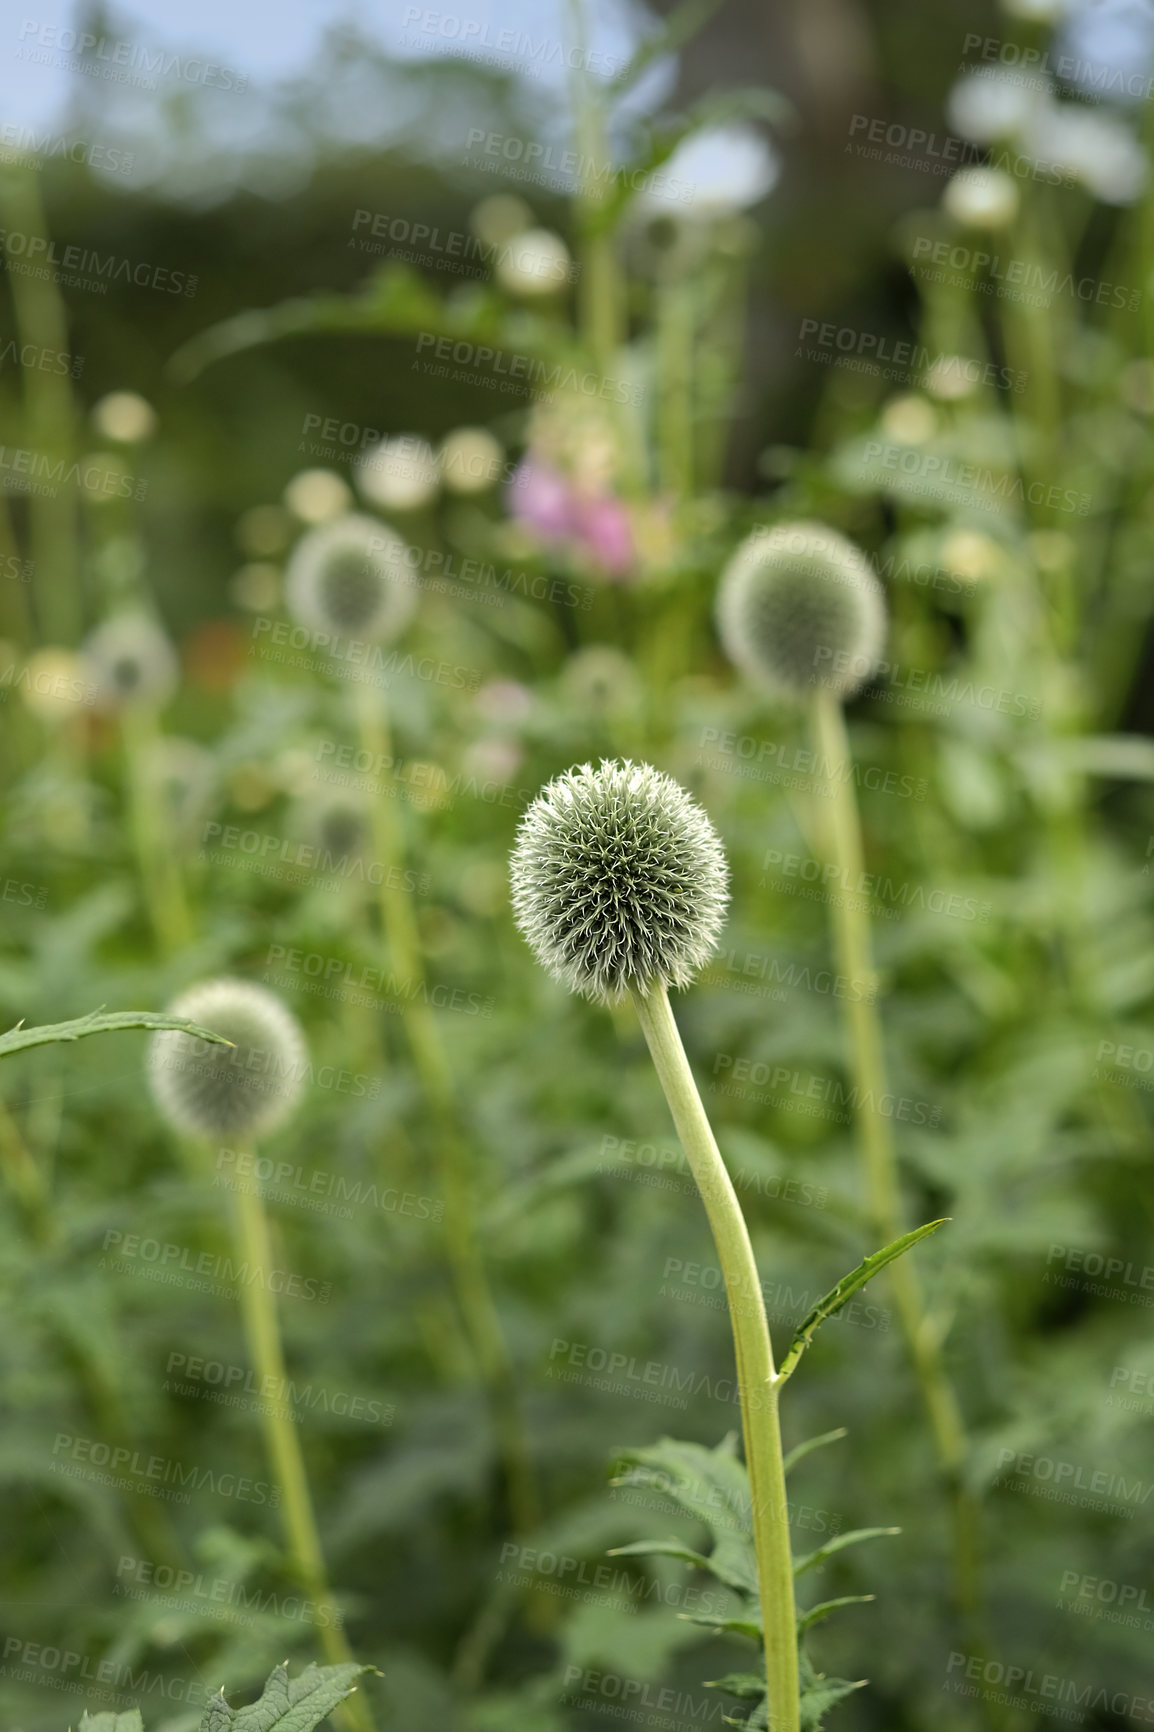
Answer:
(705, 1671, 765, 1700)
(782, 1428, 847, 1476)
(793, 1527, 900, 1578)
(75, 1715, 144, 1732)
(798, 1652, 867, 1729)
(776, 1222, 949, 1381)
(0, 1008, 234, 1061)
(199, 1662, 370, 1732)
(608, 1536, 753, 1595)
(681, 1611, 763, 1640)
(610, 1436, 758, 1595)
(797, 1595, 874, 1633)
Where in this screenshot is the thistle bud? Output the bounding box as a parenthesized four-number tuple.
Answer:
(716, 521, 886, 703)
(148, 979, 306, 1140)
(285, 514, 416, 643)
(82, 613, 179, 710)
(510, 760, 728, 1005)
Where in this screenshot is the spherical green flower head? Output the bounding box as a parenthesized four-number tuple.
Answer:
(510, 760, 729, 1005)
(148, 978, 306, 1141)
(285, 514, 417, 642)
(717, 522, 886, 702)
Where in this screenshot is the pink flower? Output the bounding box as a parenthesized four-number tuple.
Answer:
(573, 493, 634, 577)
(508, 457, 575, 540)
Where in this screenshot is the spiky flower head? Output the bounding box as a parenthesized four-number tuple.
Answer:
(510, 760, 728, 1005)
(148, 979, 306, 1140)
(716, 521, 886, 703)
(285, 514, 416, 642)
(83, 613, 179, 710)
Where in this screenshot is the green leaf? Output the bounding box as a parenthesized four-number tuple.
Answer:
(611, 1436, 758, 1595)
(799, 1660, 867, 1730)
(77, 1715, 145, 1732)
(782, 1428, 848, 1476)
(793, 1527, 900, 1578)
(608, 1537, 716, 1574)
(608, 0, 723, 98)
(704, 1671, 766, 1700)
(200, 1663, 371, 1732)
(797, 1594, 874, 1633)
(681, 1611, 763, 1640)
(0, 1009, 235, 1061)
(777, 1222, 949, 1381)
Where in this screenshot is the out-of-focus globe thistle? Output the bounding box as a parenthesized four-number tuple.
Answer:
(92, 390, 157, 443)
(496, 229, 572, 297)
(947, 68, 1051, 143)
(148, 979, 306, 1140)
(880, 395, 937, 442)
(560, 645, 642, 720)
(294, 793, 372, 863)
(285, 514, 416, 642)
(943, 166, 1020, 229)
(284, 468, 352, 524)
(1025, 105, 1147, 204)
(716, 522, 886, 703)
(356, 436, 440, 512)
(510, 760, 728, 1004)
(141, 736, 217, 840)
(83, 613, 179, 710)
(471, 193, 533, 246)
(19, 648, 91, 720)
(439, 427, 504, 495)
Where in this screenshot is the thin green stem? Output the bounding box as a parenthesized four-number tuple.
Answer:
(122, 706, 193, 956)
(0, 166, 80, 643)
(631, 983, 798, 1732)
(809, 690, 977, 1614)
(354, 680, 540, 1536)
(230, 1165, 374, 1732)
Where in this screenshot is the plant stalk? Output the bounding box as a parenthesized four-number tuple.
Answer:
(809, 689, 977, 1614)
(354, 680, 540, 1535)
(631, 982, 799, 1732)
(230, 1164, 374, 1732)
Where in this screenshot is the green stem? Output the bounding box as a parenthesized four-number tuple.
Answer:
(0, 166, 80, 643)
(809, 690, 977, 1611)
(230, 1166, 374, 1732)
(631, 983, 798, 1732)
(122, 706, 193, 956)
(354, 680, 540, 1535)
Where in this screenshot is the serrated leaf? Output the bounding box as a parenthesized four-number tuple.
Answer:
(0, 1009, 234, 1061)
(611, 1437, 758, 1594)
(77, 1715, 144, 1732)
(782, 1428, 847, 1476)
(796, 1594, 874, 1633)
(799, 1672, 867, 1729)
(681, 1612, 763, 1640)
(201, 1663, 370, 1732)
(704, 1671, 766, 1700)
(777, 1222, 949, 1381)
(608, 1535, 754, 1594)
(793, 1527, 900, 1578)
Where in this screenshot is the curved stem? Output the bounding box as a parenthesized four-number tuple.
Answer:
(631, 983, 798, 1732)
(809, 690, 977, 1615)
(230, 1164, 374, 1732)
(354, 680, 540, 1535)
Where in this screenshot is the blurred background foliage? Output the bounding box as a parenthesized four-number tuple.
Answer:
(2, 0, 1154, 1728)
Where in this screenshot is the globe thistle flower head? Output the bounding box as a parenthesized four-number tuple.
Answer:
(148, 978, 306, 1141)
(285, 514, 416, 643)
(510, 760, 728, 1005)
(716, 521, 886, 703)
(942, 166, 1020, 230)
(83, 613, 179, 710)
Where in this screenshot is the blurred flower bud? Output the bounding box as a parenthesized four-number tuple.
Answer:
(149, 979, 306, 1140)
